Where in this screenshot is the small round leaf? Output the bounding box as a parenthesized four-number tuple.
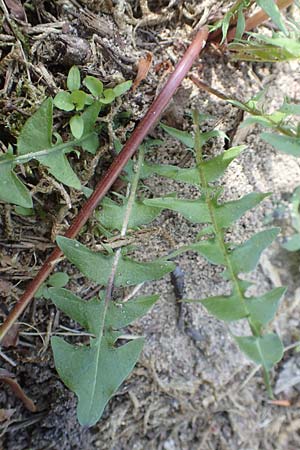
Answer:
(113, 80, 132, 97)
(53, 91, 74, 111)
(100, 89, 116, 104)
(83, 76, 103, 97)
(70, 115, 84, 139)
(67, 66, 81, 91)
(48, 272, 70, 288)
(70, 90, 88, 111)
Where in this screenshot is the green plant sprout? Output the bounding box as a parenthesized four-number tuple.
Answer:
(35, 272, 70, 300)
(0, 67, 132, 208)
(53, 66, 132, 139)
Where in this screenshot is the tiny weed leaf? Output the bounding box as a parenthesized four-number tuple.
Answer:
(83, 76, 103, 97)
(53, 91, 75, 111)
(67, 66, 81, 91)
(70, 115, 84, 139)
(49, 288, 159, 425)
(81, 101, 102, 129)
(1, 80, 109, 207)
(100, 89, 116, 104)
(113, 80, 132, 97)
(80, 101, 101, 153)
(70, 90, 88, 111)
(48, 272, 69, 288)
(282, 234, 300, 251)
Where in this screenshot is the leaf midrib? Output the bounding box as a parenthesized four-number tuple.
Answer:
(0, 133, 94, 167)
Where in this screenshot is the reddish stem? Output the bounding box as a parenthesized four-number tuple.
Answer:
(0, 26, 209, 342)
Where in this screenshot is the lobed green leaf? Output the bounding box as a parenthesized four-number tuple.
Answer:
(17, 98, 82, 189)
(97, 197, 162, 231)
(246, 287, 286, 327)
(187, 293, 248, 321)
(214, 192, 269, 228)
(49, 290, 159, 425)
(142, 146, 246, 186)
(261, 133, 300, 157)
(143, 197, 211, 223)
(0, 158, 32, 208)
(234, 332, 284, 370)
(56, 236, 175, 286)
(228, 228, 280, 274)
(160, 123, 194, 148)
(17, 97, 53, 155)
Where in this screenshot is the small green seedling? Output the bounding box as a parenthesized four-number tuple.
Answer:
(35, 272, 70, 300)
(54, 66, 132, 139)
(0, 67, 132, 208)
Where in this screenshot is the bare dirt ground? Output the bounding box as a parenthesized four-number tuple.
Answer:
(1, 1, 300, 449)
